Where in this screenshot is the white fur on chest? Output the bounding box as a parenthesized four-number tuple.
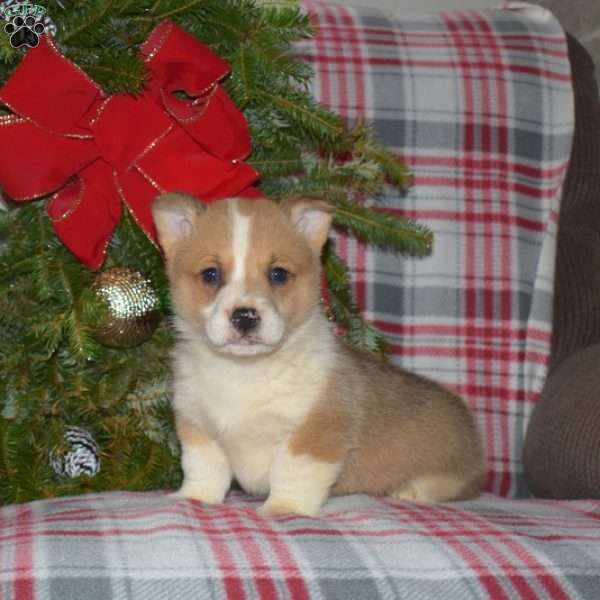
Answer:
(173, 313, 336, 494)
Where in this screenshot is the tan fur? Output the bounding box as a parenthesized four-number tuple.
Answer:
(165, 199, 234, 324)
(288, 398, 353, 464)
(258, 500, 305, 516)
(152, 193, 485, 516)
(176, 420, 210, 447)
(289, 346, 484, 500)
(238, 198, 321, 333)
(391, 474, 479, 503)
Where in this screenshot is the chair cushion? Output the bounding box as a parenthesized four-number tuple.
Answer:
(296, 0, 574, 497)
(2, 491, 599, 599)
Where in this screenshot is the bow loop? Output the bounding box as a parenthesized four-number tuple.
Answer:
(142, 20, 230, 99)
(0, 22, 260, 270)
(0, 38, 101, 137)
(184, 85, 252, 161)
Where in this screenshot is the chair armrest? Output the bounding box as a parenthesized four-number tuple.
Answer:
(549, 34, 600, 369)
(525, 342, 600, 498)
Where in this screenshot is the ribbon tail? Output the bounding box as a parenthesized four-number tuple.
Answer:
(237, 186, 264, 199)
(115, 169, 163, 246)
(48, 161, 121, 270)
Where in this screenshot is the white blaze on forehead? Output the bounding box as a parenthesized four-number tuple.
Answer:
(202, 199, 286, 354)
(230, 200, 251, 286)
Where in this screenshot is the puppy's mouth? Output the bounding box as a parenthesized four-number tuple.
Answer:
(218, 334, 276, 357)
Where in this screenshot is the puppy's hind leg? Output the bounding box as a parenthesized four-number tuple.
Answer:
(391, 473, 481, 503)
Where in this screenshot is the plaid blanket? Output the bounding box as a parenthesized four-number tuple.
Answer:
(2, 491, 600, 599)
(296, 1, 574, 498)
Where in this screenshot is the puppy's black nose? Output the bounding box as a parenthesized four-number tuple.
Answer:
(231, 307, 260, 334)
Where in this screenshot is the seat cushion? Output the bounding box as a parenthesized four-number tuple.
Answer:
(296, 0, 574, 497)
(2, 491, 599, 599)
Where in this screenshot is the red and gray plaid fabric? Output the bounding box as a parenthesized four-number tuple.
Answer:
(4, 3, 597, 600)
(297, 0, 574, 498)
(2, 491, 600, 599)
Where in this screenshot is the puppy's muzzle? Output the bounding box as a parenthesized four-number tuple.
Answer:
(231, 307, 261, 335)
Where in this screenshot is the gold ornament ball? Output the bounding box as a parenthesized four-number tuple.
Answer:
(91, 267, 162, 348)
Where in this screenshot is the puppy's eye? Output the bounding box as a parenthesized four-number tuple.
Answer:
(200, 267, 221, 285)
(269, 267, 289, 285)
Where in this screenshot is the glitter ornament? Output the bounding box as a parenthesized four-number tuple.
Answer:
(50, 427, 101, 479)
(91, 267, 162, 348)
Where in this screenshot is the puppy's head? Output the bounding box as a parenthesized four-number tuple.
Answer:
(152, 194, 333, 357)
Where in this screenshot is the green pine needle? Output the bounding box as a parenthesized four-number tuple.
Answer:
(323, 243, 389, 358)
(334, 199, 433, 256)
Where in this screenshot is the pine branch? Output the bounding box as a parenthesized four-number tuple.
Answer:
(142, 0, 208, 22)
(256, 89, 348, 150)
(255, 6, 313, 44)
(363, 141, 412, 188)
(60, 0, 119, 43)
(248, 155, 305, 179)
(116, 0, 144, 15)
(323, 242, 389, 358)
(0, 31, 17, 64)
(233, 42, 258, 105)
(75, 53, 146, 94)
(334, 199, 433, 256)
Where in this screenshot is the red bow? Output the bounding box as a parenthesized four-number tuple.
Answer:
(0, 21, 261, 269)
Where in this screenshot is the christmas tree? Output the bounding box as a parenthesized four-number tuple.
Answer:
(0, 0, 432, 504)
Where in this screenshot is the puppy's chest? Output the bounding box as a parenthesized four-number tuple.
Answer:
(193, 374, 321, 494)
(198, 375, 307, 431)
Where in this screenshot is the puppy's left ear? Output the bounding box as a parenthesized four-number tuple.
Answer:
(152, 192, 205, 258)
(281, 197, 335, 253)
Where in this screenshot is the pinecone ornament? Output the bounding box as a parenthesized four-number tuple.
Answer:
(50, 427, 101, 479)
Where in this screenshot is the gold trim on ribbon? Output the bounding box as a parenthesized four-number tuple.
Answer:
(113, 170, 161, 253)
(143, 21, 174, 63)
(134, 165, 166, 194)
(0, 96, 94, 139)
(129, 123, 173, 170)
(46, 37, 105, 97)
(160, 85, 216, 124)
(10, 190, 56, 202)
(47, 177, 85, 223)
(88, 97, 112, 127)
(158, 85, 251, 164)
(0, 114, 27, 126)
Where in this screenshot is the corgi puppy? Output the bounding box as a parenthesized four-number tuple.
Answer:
(152, 193, 485, 517)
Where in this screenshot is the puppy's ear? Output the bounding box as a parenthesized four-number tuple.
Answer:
(152, 193, 205, 258)
(281, 197, 335, 253)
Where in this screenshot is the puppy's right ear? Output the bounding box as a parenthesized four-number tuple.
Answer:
(280, 197, 335, 254)
(152, 193, 205, 258)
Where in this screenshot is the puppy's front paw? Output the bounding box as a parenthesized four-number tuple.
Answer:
(171, 481, 226, 505)
(258, 497, 321, 518)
